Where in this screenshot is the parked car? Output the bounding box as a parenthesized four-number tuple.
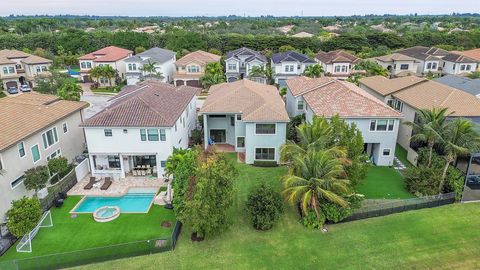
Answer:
(19, 84, 31, 92)
(7, 86, 18, 94)
(466, 175, 480, 189)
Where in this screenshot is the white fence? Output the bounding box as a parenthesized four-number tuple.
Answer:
(75, 158, 90, 181)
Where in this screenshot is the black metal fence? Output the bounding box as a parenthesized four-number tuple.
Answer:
(342, 192, 456, 222)
(171, 221, 182, 250)
(39, 169, 77, 211)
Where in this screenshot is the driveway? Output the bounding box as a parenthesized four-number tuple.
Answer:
(81, 92, 111, 119)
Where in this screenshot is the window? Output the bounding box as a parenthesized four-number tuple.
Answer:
(47, 149, 61, 161)
(400, 64, 409, 70)
(255, 148, 275, 160)
(160, 161, 166, 168)
(187, 65, 200, 73)
(236, 114, 242, 121)
(160, 129, 166, 141)
(36, 66, 41, 72)
(427, 63, 432, 69)
(387, 99, 403, 112)
(3, 66, 15, 74)
(62, 123, 68, 133)
(18, 142, 25, 158)
(140, 129, 147, 141)
(255, 123, 276, 135)
(230, 116, 235, 126)
(228, 63, 237, 71)
(382, 149, 391, 156)
(175, 123, 177, 132)
(11, 175, 25, 189)
(370, 120, 395, 131)
(182, 117, 185, 128)
(31, 144, 40, 163)
(388, 121, 394, 131)
(237, 137, 245, 148)
(128, 63, 137, 71)
(87, 62, 92, 68)
(284, 65, 294, 72)
(147, 129, 159, 141)
(209, 115, 226, 118)
(376, 120, 388, 131)
(432, 62, 437, 69)
(466, 65, 471, 71)
(100, 77, 109, 84)
(0, 157, 3, 171)
(297, 100, 304, 111)
(41, 66, 48, 72)
(107, 155, 121, 168)
(104, 129, 113, 137)
(81, 62, 87, 69)
(42, 127, 58, 149)
(460, 65, 466, 71)
(335, 65, 341, 73)
(453, 64, 456, 70)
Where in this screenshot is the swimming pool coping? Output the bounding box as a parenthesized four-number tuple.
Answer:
(69, 186, 159, 214)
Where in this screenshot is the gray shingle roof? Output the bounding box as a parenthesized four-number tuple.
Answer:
(442, 53, 477, 63)
(271, 51, 315, 64)
(225, 47, 267, 63)
(434, 75, 480, 96)
(124, 47, 176, 64)
(396, 46, 448, 61)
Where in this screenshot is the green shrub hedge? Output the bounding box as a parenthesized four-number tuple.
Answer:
(253, 160, 278, 167)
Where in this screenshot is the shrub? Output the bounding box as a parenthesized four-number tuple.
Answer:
(404, 165, 442, 196)
(286, 114, 305, 142)
(7, 197, 42, 238)
(0, 91, 6, 98)
(445, 167, 465, 201)
(246, 184, 283, 230)
(301, 210, 325, 229)
(24, 166, 50, 193)
(253, 160, 278, 167)
(48, 157, 71, 182)
(321, 194, 364, 223)
(191, 129, 203, 145)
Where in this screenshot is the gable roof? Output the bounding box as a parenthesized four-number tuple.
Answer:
(0, 49, 51, 65)
(200, 79, 289, 122)
(396, 46, 448, 60)
(79, 46, 133, 62)
(315, 50, 360, 64)
(433, 75, 480, 97)
(175, 50, 221, 66)
(375, 53, 418, 62)
(0, 93, 88, 151)
(452, 48, 480, 62)
(124, 47, 176, 64)
(271, 51, 316, 64)
(21, 55, 53, 65)
(225, 47, 267, 63)
(442, 53, 477, 63)
(82, 81, 199, 128)
(359, 75, 427, 96)
(287, 76, 402, 119)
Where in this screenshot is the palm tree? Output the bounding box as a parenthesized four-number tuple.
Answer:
(58, 81, 82, 101)
(101, 65, 117, 87)
(248, 66, 266, 80)
(303, 64, 324, 78)
(404, 108, 450, 167)
(89, 66, 102, 84)
(265, 65, 275, 85)
(282, 149, 352, 219)
(437, 118, 480, 192)
(140, 60, 164, 81)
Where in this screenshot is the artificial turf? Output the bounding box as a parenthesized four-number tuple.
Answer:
(356, 166, 414, 199)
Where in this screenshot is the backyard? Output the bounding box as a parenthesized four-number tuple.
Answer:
(356, 166, 414, 199)
(72, 154, 480, 269)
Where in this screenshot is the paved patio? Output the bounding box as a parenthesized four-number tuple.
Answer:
(206, 143, 235, 152)
(68, 173, 168, 196)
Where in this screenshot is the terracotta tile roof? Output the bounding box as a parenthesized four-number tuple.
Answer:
(453, 48, 480, 62)
(175, 50, 221, 66)
(288, 76, 402, 119)
(200, 79, 289, 122)
(21, 55, 52, 64)
(79, 46, 133, 62)
(82, 81, 199, 127)
(0, 93, 88, 151)
(375, 53, 417, 62)
(286, 76, 336, 96)
(0, 49, 51, 65)
(359, 75, 427, 95)
(315, 50, 359, 64)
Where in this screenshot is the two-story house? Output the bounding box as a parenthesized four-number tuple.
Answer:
(0, 93, 87, 221)
(124, 47, 176, 85)
(79, 46, 133, 86)
(200, 79, 290, 164)
(81, 81, 199, 179)
(285, 76, 403, 166)
(373, 53, 418, 77)
(395, 46, 447, 75)
(314, 50, 360, 78)
(173, 50, 221, 88)
(0, 49, 52, 89)
(225, 47, 268, 83)
(271, 51, 316, 87)
(359, 75, 480, 164)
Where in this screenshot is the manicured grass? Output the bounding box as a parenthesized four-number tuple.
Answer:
(75, 154, 480, 270)
(0, 196, 175, 262)
(395, 144, 413, 168)
(357, 166, 414, 199)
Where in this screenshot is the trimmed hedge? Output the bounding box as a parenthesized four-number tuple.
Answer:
(253, 160, 278, 167)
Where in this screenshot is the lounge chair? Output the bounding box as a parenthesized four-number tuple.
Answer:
(100, 177, 112, 190)
(84, 177, 96, 190)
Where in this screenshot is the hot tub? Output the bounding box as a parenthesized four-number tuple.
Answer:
(93, 206, 120, 222)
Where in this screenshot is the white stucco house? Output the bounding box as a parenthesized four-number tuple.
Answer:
(441, 53, 478, 75)
(373, 53, 418, 77)
(0, 93, 87, 222)
(285, 76, 403, 166)
(0, 49, 52, 89)
(200, 79, 290, 164)
(314, 50, 360, 78)
(224, 47, 268, 83)
(271, 51, 316, 88)
(124, 47, 176, 85)
(81, 81, 199, 179)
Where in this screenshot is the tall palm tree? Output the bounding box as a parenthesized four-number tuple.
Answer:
(140, 60, 164, 81)
(101, 65, 117, 87)
(404, 108, 450, 167)
(248, 66, 266, 80)
(200, 73, 225, 89)
(282, 149, 351, 219)
(437, 118, 480, 192)
(303, 64, 324, 78)
(89, 66, 102, 84)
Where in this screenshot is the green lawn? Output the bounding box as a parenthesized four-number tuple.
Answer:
(0, 196, 175, 263)
(357, 166, 414, 199)
(73, 154, 480, 270)
(395, 144, 413, 168)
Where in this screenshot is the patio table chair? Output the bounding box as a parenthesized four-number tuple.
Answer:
(100, 177, 112, 190)
(84, 177, 96, 190)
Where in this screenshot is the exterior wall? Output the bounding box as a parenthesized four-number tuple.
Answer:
(0, 111, 85, 221)
(24, 63, 51, 78)
(244, 122, 287, 164)
(375, 60, 417, 76)
(358, 84, 391, 103)
(285, 88, 305, 117)
(396, 103, 417, 150)
(204, 114, 236, 145)
(126, 58, 176, 85)
(422, 60, 441, 74)
(442, 61, 477, 75)
(331, 62, 353, 75)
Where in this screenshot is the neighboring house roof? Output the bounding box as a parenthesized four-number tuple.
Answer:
(433, 75, 480, 97)
(175, 50, 221, 66)
(123, 47, 176, 64)
(375, 53, 417, 62)
(452, 48, 480, 62)
(291, 31, 314, 38)
(287, 76, 402, 119)
(0, 93, 88, 151)
(286, 76, 335, 96)
(79, 46, 133, 62)
(359, 75, 426, 96)
(225, 47, 267, 63)
(0, 49, 51, 65)
(82, 81, 199, 128)
(359, 76, 480, 117)
(315, 50, 359, 64)
(396, 46, 448, 61)
(200, 79, 290, 122)
(21, 55, 52, 65)
(271, 51, 316, 64)
(441, 53, 477, 63)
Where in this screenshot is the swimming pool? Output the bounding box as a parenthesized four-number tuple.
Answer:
(71, 188, 158, 214)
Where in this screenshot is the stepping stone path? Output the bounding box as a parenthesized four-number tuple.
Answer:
(393, 157, 407, 171)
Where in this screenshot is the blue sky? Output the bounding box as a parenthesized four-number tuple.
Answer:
(1, 0, 478, 16)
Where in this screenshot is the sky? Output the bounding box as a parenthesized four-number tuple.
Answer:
(1, 0, 479, 17)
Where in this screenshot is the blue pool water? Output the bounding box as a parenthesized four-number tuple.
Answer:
(73, 190, 157, 213)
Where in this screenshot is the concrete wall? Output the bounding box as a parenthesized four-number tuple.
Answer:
(285, 88, 305, 117)
(244, 122, 287, 164)
(396, 102, 417, 151)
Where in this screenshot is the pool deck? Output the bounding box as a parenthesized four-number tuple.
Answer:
(68, 174, 169, 197)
